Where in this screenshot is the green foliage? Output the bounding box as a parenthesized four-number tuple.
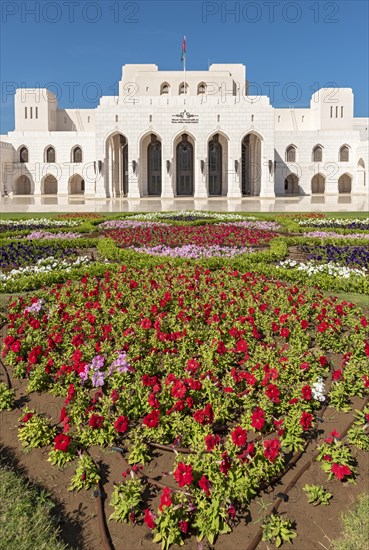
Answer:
(347, 427, 369, 451)
(193, 496, 232, 545)
(0, 382, 15, 411)
(109, 478, 144, 524)
(18, 412, 56, 449)
(303, 484, 332, 506)
(262, 513, 297, 547)
(68, 454, 100, 492)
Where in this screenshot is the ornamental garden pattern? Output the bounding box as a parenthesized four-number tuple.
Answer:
(0, 211, 368, 549)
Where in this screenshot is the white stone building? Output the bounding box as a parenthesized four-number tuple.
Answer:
(0, 63, 368, 198)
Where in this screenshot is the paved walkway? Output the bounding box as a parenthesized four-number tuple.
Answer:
(0, 194, 368, 213)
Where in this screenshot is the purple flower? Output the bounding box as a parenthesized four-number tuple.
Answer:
(25, 299, 44, 314)
(79, 364, 90, 384)
(91, 370, 106, 387)
(109, 352, 130, 374)
(91, 355, 105, 370)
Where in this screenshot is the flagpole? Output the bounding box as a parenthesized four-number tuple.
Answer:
(183, 35, 186, 98)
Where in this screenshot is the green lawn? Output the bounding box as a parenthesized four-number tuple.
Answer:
(0, 465, 68, 550)
(332, 494, 369, 550)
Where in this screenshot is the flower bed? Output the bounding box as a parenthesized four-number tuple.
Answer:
(298, 244, 369, 269)
(131, 244, 254, 259)
(2, 265, 368, 548)
(277, 259, 368, 279)
(0, 218, 80, 231)
(303, 231, 369, 240)
(0, 241, 79, 269)
(297, 218, 369, 230)
(0, 256, 90, 287)
(25, 231, 83, 240)
(104, 224, 276, 248)
(128, 211, 257, 222)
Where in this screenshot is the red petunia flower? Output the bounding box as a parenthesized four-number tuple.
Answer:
(236, 339, 248, 352)
(159, 487, 172, 511)
(219, 451, 232, 476)
(143, 410, 160, 428)
(231, 426, 247, 447)
(114, 415, 129, 433)
(301, 385, 312, 400)
(179, 520, 188, 533)
(198, 474, 211, 496)
(332, 370, 343, 381)
(300, 320, 309, 330)
(143, 508, 156, 529)
(54, 433, 71, 452)
(265, 383, 280, 403)
(300, 411, 313, 431)
(173, 462, 193, 487)
(204, 433, 221, 451)
(263, 438, 281, 462)
(331, 463, 352, 480)
(251, 407, 265, 431)
(21, 412, 34, 423)
(89, 414, 104, 429)
(141, 318, 152, 329)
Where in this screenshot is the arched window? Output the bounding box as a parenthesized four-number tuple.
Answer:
(285, 145, 296, 163)
(339, 145, 349, 162)
(46, 146, 56, 163)
(312, 145, 323, 162)
(197, 82, 206, 95)
(72, 146, 82, 163)
(179, 82, 188, 95)
(19, 146, 29, 163)
(160, 83, 170, 95)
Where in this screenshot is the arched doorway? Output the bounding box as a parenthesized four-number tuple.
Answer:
(311, 173, 325, 194)
(106, 133, 129, 197)
(208, 134, 222, 196)
(148, 135, 162, 196)
(284, 174, 299, 194)
(338, 173, 352, 193)
(14, 175, 31, 195)
(241, 133, 261, 196)
(42, 175, 58, 194)
(69, 174, 85, 194)
(176, 134, 194, 196)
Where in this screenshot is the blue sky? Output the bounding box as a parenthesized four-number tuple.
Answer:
(1, 0, 368, 133)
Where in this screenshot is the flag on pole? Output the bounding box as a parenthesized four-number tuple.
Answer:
(181, 36, 186, 62)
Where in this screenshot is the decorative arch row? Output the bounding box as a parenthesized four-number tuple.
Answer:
(285, 144, 352, 163)
(12, 173, 85, 196)
(284, 172, 356, 195)
(105, 129, 265, 198)
(160, 82, 208, 95)
(18, 145, 83, 164)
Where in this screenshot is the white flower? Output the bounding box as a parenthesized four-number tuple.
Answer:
(312, 378, 326, 402)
